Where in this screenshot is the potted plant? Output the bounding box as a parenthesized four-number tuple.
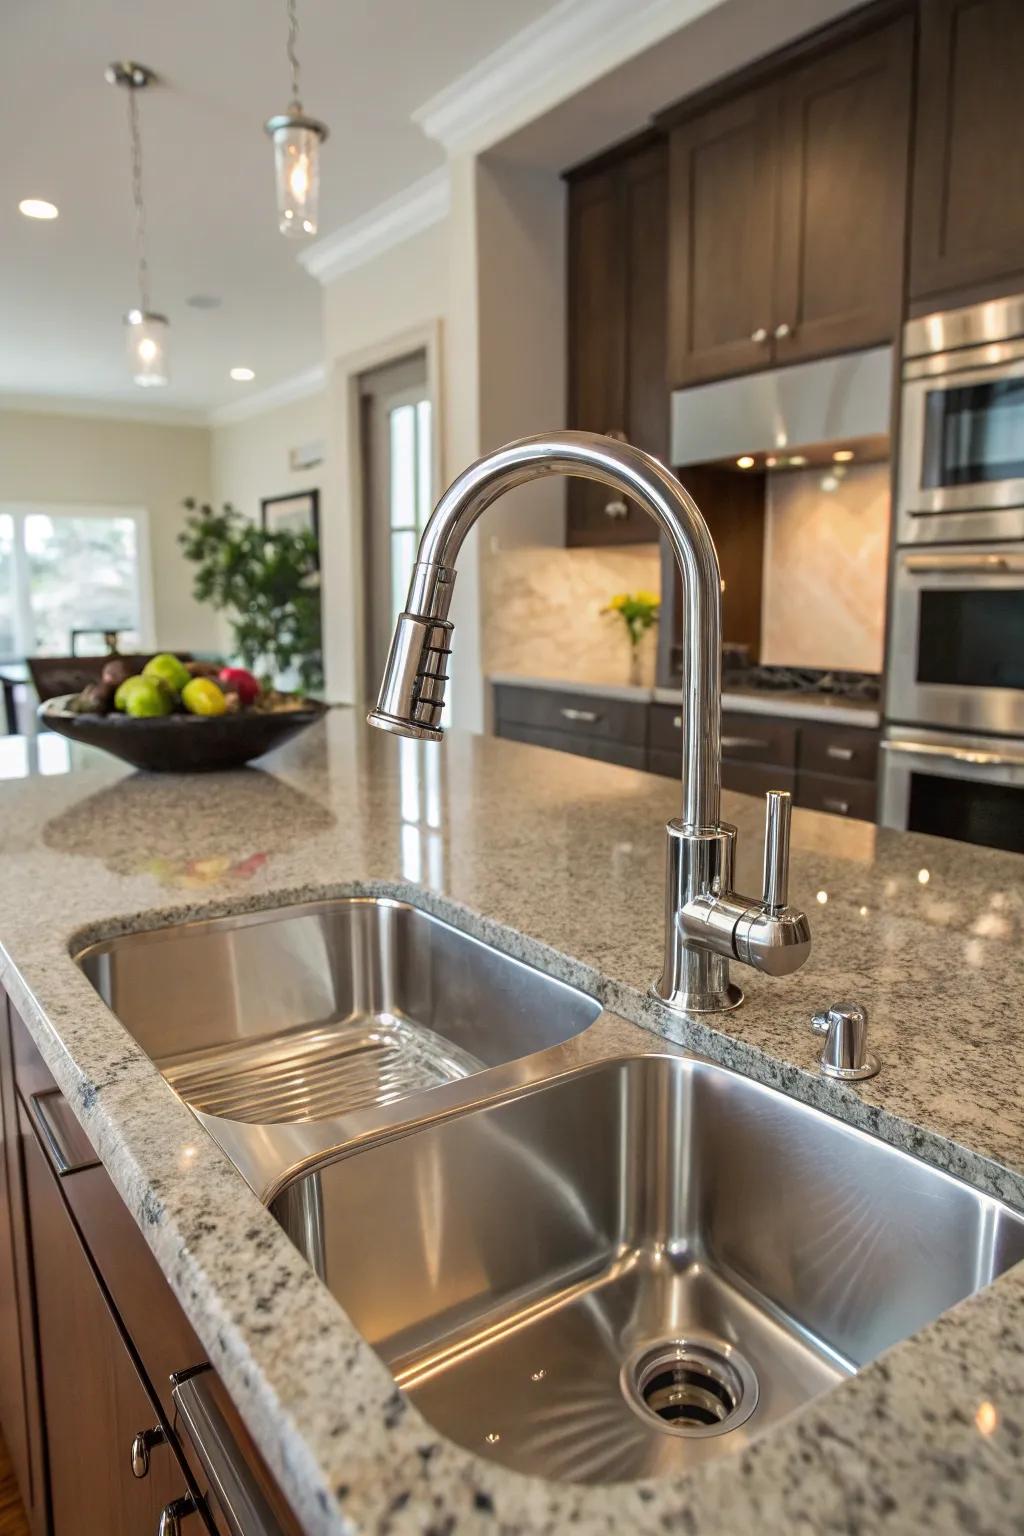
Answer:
(601, 590, 660, 686)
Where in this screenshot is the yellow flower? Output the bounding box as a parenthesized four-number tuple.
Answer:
(637, 590, 660, 608)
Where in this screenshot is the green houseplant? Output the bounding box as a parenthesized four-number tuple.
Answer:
(179, 499, 323, 691)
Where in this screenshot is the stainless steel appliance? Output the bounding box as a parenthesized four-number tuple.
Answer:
(898, 294, 1024, 545)
(879, 727, 1024, 855)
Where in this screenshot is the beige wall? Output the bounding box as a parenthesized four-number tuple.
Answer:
(211, 391, 327, 523)
(0, 407, 218, 651)
(761, 461, 890, 672)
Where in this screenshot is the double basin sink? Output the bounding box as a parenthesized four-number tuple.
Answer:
(77, 897, 1024, 1485)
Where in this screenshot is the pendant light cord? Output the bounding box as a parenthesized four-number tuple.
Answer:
(286, 0, 302, 108)
(126, 85, 151, 314)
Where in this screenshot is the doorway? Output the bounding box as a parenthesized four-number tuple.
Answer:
(359, 351, 433, 699)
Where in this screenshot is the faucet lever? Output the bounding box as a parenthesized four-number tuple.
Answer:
(761, 790, 792, 912)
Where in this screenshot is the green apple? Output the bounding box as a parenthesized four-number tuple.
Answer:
(142, 652, 191, 697)
(123, 677, 174, 718)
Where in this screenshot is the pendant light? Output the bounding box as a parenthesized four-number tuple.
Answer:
(106, 61, 169, 388)
(264, 0, 328, 238)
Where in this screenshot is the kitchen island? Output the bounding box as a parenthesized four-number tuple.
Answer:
(0, 708, 1022, 1535)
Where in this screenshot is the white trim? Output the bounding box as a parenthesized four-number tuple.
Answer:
(0, 393, 208, 428)
(297, 168, 450, 288)
(412, 0, 725, 154)
(206, 364, 326, 426)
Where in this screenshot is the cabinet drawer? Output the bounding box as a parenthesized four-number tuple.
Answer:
(494, 685, 647, 746)
(10, 1006, 99, 1175)
(721, 711, 798, 768)
(647, 746, 681, 779)
(497, 720, 647, 771)
(798, 723, 879, 782)
(795, 772, 877, 821)
(722, 762, 796, 799)
(649, 702, 684, 752)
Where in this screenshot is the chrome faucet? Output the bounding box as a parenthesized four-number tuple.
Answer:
(368, 431, 810, 1012)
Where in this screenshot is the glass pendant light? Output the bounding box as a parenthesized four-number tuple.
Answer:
(107, 61, 170, 387)
(264, 0, 328, 238)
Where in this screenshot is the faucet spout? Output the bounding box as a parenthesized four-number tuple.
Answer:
(368, 431, 810, 1012)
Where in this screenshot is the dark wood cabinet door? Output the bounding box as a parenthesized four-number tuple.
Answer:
(667, 85, 780, 385)
(774, 15, 913, 362)
(18, 1100, 188, 1536)
(911, 0, 1024, 301)
(566, 167, 629, 542)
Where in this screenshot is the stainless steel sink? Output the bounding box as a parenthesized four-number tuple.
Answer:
(271, 1052, 1024, 1485)
(75, 897, 602, 1193)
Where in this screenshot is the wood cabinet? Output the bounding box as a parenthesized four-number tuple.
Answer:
(667, 13, 913, 384)
(566, 140, 667, 545)
(910, 0, 1024, 302)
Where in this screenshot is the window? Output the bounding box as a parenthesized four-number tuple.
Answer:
(388, 398, 433, 625)
(0, 504, 153, 661)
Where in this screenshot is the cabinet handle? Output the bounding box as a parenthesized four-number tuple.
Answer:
(26, 1088, 99, 1177)
(826, 745, 854, 762)
(823, 797, 850, 815)
(171, 1367, 286, 1536)
(673, 715, 682, 729)
(774, 322, 793, 340)
(722, 734, 769, 752)
(560, 707, 601, 724)
(750, 327, 769, 344)
(131, 1425, 166, 1479)
(604, 499, 629, 520)
(158, 1496, 199, 1536)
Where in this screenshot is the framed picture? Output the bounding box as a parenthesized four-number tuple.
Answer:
(260, 489, 320, 545)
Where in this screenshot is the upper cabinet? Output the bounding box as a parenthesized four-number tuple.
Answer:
(667, 14, 914, 386)
(910, 0, 1024, 302)
(566, 141, 667, 545)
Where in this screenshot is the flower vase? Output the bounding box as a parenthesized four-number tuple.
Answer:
(628, 646, 643, 688)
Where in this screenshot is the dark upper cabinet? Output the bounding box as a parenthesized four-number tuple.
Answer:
(910, 0, 1024, 302)
(668, 14, 913, 385)
(566, 141, 666, 546)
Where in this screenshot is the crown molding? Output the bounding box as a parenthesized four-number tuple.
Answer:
(0, 392, 209, 428)
(297, 167, 450, 288)
(412, 0, 723, 154)
(207, 364, 326, 426)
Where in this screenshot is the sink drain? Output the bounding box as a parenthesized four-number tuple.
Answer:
(621, 1336, 759, 1439)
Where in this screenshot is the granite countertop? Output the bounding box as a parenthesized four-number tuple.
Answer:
(0, 710, 1022, 1534)
(490, 672, 881, 728)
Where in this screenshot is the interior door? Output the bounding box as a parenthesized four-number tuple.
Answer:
(667, 84, 780, 386)
(774, 15, 913, 363)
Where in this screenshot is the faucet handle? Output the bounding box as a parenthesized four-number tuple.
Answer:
(761, 790, 792, 911)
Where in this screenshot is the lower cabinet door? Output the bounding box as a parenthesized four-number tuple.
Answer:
(17, 1099, 194, 1536)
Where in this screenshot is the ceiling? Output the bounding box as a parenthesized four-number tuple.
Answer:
(0, 0, 563, 416)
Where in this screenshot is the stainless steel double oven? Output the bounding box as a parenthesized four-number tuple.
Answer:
(883, 295, 1024, 852)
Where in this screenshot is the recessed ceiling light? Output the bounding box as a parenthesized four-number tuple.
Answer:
(765, 455, 777, 468)
(19, 198, 58, 220)
(736, 455, 755, 469)
(187, 293, 222, 310)
(833, 449, 855, 462)
(788, 454, 808, 466)
(229, 367, 255, 382)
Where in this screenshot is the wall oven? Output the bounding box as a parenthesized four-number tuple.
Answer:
(880, 727, 1024, 855)
(898, 294, 1024, 546)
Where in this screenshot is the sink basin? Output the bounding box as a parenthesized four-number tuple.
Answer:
(75, 897, 601, 1126)
(272, 1052, 1024, 1485)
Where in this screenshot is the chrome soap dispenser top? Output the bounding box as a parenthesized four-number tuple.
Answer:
(368, 430, 811, 1012)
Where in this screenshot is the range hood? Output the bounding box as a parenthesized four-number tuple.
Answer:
(670, 345, 892, 467)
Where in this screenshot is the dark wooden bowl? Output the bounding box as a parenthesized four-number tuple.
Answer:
(39, 695, 327, 772)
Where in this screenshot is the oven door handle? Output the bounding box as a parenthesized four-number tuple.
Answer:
(881, 739, 1024, 770)
(901, 552, 1024, 575)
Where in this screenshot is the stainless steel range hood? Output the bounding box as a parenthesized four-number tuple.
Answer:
(670, 346, 892, 467)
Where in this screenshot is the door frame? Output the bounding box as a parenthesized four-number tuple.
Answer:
(326, 320, 443, 710)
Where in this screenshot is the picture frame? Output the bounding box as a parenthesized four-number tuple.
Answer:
(260, 489, 320, 546)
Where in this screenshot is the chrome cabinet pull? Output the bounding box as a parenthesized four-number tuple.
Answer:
(158, 1496, 199, 1536)
(603, 499, 629, 520)
(672, 714, 682, 729)
(26, 1088, 100, 1178)
(721, 734, 769, 752)
(823, 797, 850, 814)
(750, 326, 769, 343)
(171, 1368, 286, 1536)
(774, 322, 793, 339)
(560, 707, 600, 724)
(826, 745, 854, 762)
(131, 1425, 166, 1478)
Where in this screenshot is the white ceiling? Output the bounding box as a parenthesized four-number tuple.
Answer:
(0, 0, 563, 416)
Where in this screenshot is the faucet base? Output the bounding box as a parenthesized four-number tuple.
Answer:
(650, 977, 744, 1015)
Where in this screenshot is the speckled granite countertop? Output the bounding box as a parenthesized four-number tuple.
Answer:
(1, 710, 1022, 1534)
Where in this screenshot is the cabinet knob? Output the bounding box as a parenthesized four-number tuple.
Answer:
(158, 1495, 198, 1536)
(774, 322, 793, 339)
(604, 499, 629, 520)
(750, 327, 769, 344)
(131, 1425, 166, 1478)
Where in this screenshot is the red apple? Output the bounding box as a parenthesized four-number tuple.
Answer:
(218, 666, 261, 706)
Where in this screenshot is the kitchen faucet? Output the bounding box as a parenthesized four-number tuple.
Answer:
(367, 431, 810, 1011)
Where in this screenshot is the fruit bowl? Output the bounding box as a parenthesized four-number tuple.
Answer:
(39, 694, 327, 773)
